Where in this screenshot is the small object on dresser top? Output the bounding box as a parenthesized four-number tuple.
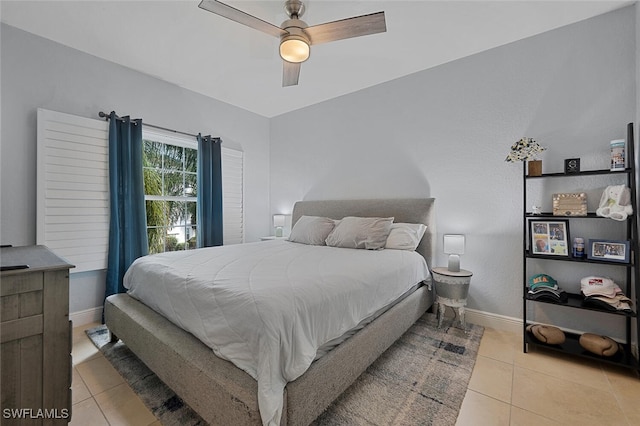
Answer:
(1, 264, 29, 271)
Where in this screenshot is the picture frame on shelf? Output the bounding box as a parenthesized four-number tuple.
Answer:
(586, 239, 630, 263)
(564, 158, 580, 174)
(529, 219, 570, 257)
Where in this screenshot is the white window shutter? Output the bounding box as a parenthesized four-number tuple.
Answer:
(37, 108, 109, 273)
(222, 147, 244, 245)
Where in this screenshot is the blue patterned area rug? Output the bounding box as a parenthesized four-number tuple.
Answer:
(87, 313, 483, 426)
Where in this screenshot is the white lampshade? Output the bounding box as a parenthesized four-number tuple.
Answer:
(444, 234, 465, 272)
(444, 234, 465, 254)
(273, 215, 286, 228)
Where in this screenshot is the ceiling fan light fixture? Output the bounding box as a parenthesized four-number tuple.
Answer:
(279, 34, 309, 63)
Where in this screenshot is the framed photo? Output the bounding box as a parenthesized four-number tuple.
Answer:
(529, 219, 570, 257)
(564, 158, 580, 174)
(587, 239, 630, 263)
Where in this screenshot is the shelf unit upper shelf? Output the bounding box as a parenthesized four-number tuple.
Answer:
(525, 212, 621, 218)
(525, 168, 632, 179)
(524, 250, 633, 266)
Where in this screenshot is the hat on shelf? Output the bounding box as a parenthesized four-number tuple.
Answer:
(528, 274, 567, 303)
(528, 274, 558, 291)
(583, 294, 633, 313)
(580, 276, 620, 298)
(579, 333, 620, 357)
(528, 286, 568, 303)
(526, 324, 566, 345)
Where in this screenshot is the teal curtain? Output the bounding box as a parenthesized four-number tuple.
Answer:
(105, 112, 148, 299)
(197, 134, 223, 247)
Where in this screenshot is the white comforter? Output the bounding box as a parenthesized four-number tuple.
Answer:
(124, 239, 429, 425)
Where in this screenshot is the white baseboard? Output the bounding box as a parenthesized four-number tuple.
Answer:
(463, 308, 523, 334)
(436, 303, 522, 333)
(70, 307, 102, 327)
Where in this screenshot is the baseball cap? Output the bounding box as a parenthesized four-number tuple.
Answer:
(528, 286, 568, 303)
(580, 276, 620, 298)
(528, 274, 558, 290)
(586, 294, 633, 311)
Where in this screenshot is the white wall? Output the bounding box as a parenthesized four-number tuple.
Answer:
(0, 24, 271, 316)
(270, 7, 636, 336)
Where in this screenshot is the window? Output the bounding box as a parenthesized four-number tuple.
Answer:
(142, 128, 245, 253)
(37, 108, 244, 272)
(142, 129, 198, 254)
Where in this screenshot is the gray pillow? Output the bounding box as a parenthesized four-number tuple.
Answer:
(385, 223, 427, 251)
(325, 216, 394, 250)
(288, 216, 336, 245)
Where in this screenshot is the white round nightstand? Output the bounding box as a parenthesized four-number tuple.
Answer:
(431, 267, 473, 332)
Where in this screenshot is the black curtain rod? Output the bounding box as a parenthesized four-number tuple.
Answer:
(98, 111, 218, 141)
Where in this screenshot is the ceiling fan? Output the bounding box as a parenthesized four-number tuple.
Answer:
(198, 0, 386, 87)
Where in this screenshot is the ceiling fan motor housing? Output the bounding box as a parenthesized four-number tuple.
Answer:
(279, 19, 310, 63)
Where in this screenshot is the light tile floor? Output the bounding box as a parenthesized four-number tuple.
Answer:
(71, 322, 640, 425)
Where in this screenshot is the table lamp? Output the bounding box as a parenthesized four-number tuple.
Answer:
(444, 234, 465, 272)
(273, 214, 286, 237)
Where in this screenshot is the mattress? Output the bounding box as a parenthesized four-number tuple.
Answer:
(124, 239, 429, 425)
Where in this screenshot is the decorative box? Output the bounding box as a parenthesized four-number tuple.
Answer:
(553, 193, 587, 216)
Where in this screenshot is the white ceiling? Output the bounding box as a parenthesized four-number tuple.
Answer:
(1, 0, 633, 117)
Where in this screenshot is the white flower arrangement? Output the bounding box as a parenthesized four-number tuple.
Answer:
(505, 137, 546, 162)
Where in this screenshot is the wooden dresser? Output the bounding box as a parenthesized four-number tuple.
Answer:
(1, 245, 74, 425)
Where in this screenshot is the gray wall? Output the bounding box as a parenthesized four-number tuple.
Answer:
(270, 7, 637, 336)
(0, 24, 271, 314)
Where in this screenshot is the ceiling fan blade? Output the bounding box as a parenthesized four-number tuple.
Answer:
(305, 11, 386, 45)
(198, 0, 286, 38)
(283, 61, 301, 87)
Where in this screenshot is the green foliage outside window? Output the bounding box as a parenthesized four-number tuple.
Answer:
(143, 140, 198, 254)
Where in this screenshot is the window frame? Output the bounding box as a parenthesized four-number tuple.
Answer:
(142, 128, 198, 254)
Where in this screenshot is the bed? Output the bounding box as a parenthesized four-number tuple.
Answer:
(104, 198, 436, 425)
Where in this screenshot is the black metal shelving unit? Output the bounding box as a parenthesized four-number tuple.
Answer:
(522, 123, 639, 376)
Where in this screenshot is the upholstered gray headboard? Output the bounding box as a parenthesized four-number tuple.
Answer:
(291, 198, 436, 270)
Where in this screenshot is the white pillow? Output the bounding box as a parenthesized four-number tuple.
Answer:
(325, 216, 394, 250)
(288, 216, 336, 245)
(385, 223, 427, 251)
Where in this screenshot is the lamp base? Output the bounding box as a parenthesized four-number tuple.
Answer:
(447, 254, 460, 272)
(275, 227, 283, 237)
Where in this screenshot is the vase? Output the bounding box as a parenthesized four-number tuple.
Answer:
(528, 160, 542, 177)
